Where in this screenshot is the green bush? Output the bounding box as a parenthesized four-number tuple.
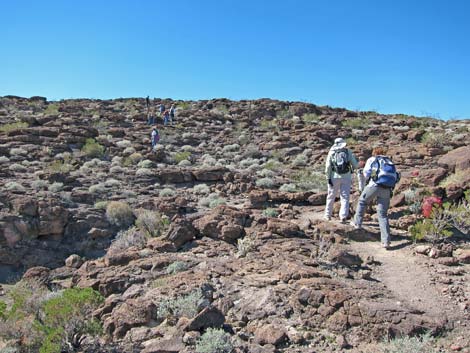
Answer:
(409, 207, 452, 244)
(420, 132, 444, 148)
(196, 328, 233, 353)
(106, 201, 135, 228)
(44, 103, 59, 115)
(0, 282, 103, 353)
(341, 117, 371, 128)
(0, 121, 28, 133)
(174, 151, 191, 163)
(292, 170, 326, 192)
(302, 113, 320, 124)
(446, 191, 470, 235)
(135, 209, 170, 237)
(81, 138, 105, 158)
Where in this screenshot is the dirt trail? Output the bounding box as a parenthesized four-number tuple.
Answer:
(301, 207, 465, 324)
(348, 228, 457, 320)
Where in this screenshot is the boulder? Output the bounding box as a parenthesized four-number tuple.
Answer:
(193, 205, 250, 243)
(65, 254, 83, 268)
(266, 218, 301, 237)
(254, 324, 287, 346)
(184, 306, 225, 331)
(438, 146, 470, 172)
(165, 219, 198, 249)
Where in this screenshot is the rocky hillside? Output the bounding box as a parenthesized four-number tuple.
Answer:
(0, 96, 469, 352)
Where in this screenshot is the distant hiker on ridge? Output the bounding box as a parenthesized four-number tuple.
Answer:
(146, 96, 150, 114)
(163, 110, 170, 125)
(350, 147, 400, 249)
(147, 109, 156, 125)
(324, 137, 358, 223)
(159, 103, 165, 116)
(151, 126, 160, 149)
(169, 104, 176, 123)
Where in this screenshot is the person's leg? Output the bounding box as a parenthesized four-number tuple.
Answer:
(354, 185, 378, 226)
(339, 177, 352, 221)
(324, 178, 340, 219)
(376, 188, 392, 247)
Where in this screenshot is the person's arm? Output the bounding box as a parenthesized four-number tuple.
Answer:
(349, 150, 359, 171)
(363, 157, 375, 179)
(325, 151, 333, 185)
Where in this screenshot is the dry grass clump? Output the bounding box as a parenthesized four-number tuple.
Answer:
(106, 201, 135, 228)
(135, 209, 170, 237)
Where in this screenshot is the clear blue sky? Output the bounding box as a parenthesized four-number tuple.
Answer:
(1, 0, 469, 119)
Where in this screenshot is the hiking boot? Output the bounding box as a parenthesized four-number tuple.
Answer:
(382, 243, 391, 250)
(340, 218, 347, 224)
(323, 215, 331, 221)
(349, 220, 362, 230)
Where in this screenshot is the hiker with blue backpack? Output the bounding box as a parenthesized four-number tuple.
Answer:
(350, 146, 400, 249)
(324, 137, 359, 223)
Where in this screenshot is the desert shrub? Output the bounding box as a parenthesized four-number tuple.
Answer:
(256, 177, 275, 188)
(341, 117, 371, 128)
(81, 138, 105, 158)
(209, 197, 226, 208)
(181, 145, 194, 152)
(32, 179, 49, 191)
(0, 121, 28, 133)
(157, 289, 204, 320)
(259, 118, 278, 129)
(88, 183, 107, 194)
(4, 182, 25, 192)
(48, 160, 74, 173)
(9, 147, 27, 156)
(279, 183, 297, 192)
(109, 227, 147, 253)
(420, 132, 444, 148)
(128, 152, 143, 164)
(263, 208, 279, 217)
(106, 201, 134, 228)
(110, 165, 125, 174)
(263, 159, 282, 171)
(445, 191, 470, 235)
(409, 207, 452, 244)
(116, 139, 132, 148)
(48, 182, 64, 193)
(178, 159, 192, 167)
(0, 281, 103, 353)
(379, 333, 439, 353)
(193, 184, 210, 195)
(196, 328, 233, 353)
(136, 168, 154, 177)
(198, 193, 226, 208)
(237, 235, 256, 258)
(174, 151, 191, 163)
(403, 188, 423, 214)
(166, 261, 189, 274)
(135, 209, 170, 237)
(292, 170, 326, 192)
(257, 168, 275, 178)
(440, 170, 466, 187)
(104, 178, 121, 188)
(94, 200, 108, 209)
(9, 163, 27, 172)
(137, 159, 154, 168)
(159, 188, 176, 197)
(238, 133, 250, 145)
(222, 144, 240, 153)
(0, 156, 10, 164)
(44, 103, 59, 115)
(292, 154, 308, 167)
(302, 113, 320, 124)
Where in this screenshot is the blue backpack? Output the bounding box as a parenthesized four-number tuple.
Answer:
(371, 156, 399, 188)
